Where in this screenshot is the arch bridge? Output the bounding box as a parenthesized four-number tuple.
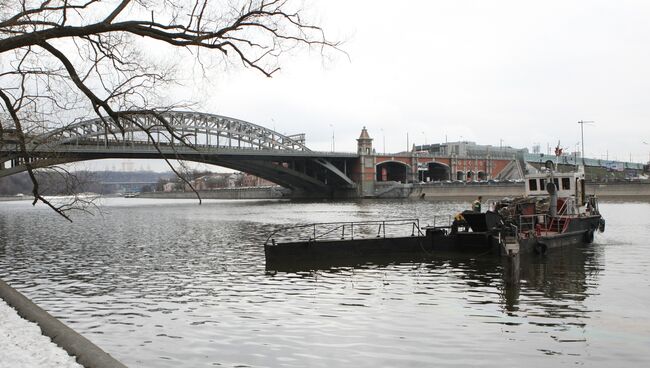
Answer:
(0, 111, 358, 195)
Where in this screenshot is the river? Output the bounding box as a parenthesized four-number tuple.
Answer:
(1, 198, 649, 367)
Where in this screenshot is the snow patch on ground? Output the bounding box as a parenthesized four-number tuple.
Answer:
(0, 299, 83, 368)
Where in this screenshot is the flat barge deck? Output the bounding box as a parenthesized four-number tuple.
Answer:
(264, 217, 507, 271)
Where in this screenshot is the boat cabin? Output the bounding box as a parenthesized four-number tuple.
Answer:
(524, 169, 588, 211)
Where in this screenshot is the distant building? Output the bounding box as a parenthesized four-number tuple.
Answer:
(414, 141, 526, 159)
(227, 173, 241, 188)
(184, 172, 276, 190)
(241, 173, 275, 187)
(192, 176, 210, 191)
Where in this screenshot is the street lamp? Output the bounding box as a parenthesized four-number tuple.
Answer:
(578, 120, 594, 165)
(406, 132, 409, 152)
(329, 124, 335, 152)
(380, 128, 385, 154)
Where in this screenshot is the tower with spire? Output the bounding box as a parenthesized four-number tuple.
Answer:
(357, 126, 373, 155)
(355, 127, 375, 196)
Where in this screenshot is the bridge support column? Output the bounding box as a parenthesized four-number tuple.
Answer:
(357, 155, 376, 197)
(410, 154, 418, 183)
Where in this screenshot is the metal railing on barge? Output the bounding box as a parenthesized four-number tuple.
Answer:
(264, 219, 426, 246)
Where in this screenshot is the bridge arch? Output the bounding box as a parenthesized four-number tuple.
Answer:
(376, 160, 410, 183)
(417, 161, 451, 182)
(0, 155, 351, 193)
(0, 111, 357, 194)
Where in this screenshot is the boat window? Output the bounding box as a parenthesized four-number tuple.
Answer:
(562, 177, 571, 190)
(553, 178, 559, 190)
(540, 179, 546, 191)
(528, 179, 538, 191)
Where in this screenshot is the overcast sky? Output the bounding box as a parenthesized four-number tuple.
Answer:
(93, 0, 650, 171)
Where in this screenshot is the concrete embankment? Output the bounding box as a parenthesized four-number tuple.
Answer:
(409, 182, 650, 199)
(587, 182, 650, 198)
(139, 186, 287, 200)
(4, 182, 650, 202)
(0, 196, 31, 202)
(409, 183, 524, 200)
(0, 279, 127, 368)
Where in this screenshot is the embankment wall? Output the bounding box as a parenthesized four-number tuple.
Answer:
(409, 182, 650, 199)
(139, 186, 285, 200)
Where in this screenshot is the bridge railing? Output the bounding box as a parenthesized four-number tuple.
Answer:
(264, 218, 424, 245)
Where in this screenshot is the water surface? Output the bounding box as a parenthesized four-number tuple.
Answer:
(1, 198, 649, 367)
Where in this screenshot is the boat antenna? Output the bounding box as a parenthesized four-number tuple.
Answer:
(578, 120, 594, 167)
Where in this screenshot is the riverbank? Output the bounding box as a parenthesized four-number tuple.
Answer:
(0, 279, 127, 368)
(140, 186, 287, 200)
(0, 298, 82, 368)
(408, 181, 650, 199)
(3, 182, 649, 202)
(99, 181, 650, 200)
(0, 195, 31, 202)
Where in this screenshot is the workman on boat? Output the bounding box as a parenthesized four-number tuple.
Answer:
(472, 196, 482, 212)
(451, 213, 467, 233)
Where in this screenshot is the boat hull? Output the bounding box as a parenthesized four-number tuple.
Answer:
(518, 215, 602, 254)
(265, 230, 501, 271)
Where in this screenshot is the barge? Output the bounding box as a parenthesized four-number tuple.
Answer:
(264, 217, 501, 271)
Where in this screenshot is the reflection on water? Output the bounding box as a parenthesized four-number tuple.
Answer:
(1, 198, 649, 367)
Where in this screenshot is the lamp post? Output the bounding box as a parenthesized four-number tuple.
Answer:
(380, 128, 385, 154)
(578, 120, 594, 165)
(329, 124, 334, 152)
(406, 132, 409, 152)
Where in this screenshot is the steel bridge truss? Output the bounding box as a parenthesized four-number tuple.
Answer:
(0, 111, 357, 193)
(38, 111, 311, 151)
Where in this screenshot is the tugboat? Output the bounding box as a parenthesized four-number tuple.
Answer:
(490, 163, 605, 254)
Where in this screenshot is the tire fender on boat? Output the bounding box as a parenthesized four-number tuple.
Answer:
(535, 242, 547, 255)
(598, 218, 606, 233)
(584, 230, 595, 244)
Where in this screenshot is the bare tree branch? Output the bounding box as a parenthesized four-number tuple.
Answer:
(0, 0, 340, 219)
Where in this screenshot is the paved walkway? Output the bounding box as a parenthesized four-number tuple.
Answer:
(0, 299, 82, 368)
